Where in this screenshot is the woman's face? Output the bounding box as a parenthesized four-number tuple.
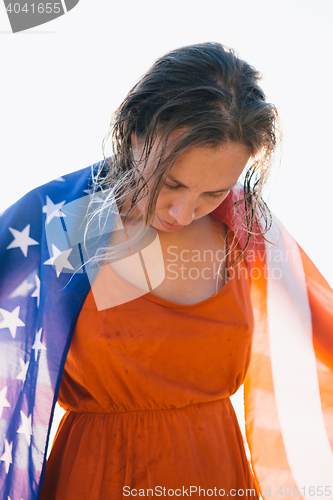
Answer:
(130, 133, 251, 233)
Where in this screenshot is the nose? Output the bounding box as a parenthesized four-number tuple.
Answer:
(167, 200, 196, 226)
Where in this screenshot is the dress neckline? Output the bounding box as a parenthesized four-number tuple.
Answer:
(142, 228, 236, 309)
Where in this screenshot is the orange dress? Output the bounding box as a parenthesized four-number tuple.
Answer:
(40, 231, 259, 499)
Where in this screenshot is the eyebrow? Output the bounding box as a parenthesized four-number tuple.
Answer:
(166, 174, 235, 194)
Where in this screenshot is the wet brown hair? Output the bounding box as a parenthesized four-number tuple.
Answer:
(92, 42, 281, 265)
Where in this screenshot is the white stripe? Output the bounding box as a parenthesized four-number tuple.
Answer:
(59, 0, 67, 13)
(265, 217, 333, 499)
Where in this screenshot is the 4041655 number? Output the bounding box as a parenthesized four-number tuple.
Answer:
(5, 3, 62, 14)
(276, 486, 332, 496)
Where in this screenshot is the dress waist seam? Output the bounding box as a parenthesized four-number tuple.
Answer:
(63, 397, 231, 416)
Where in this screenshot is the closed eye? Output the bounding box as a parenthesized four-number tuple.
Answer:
(206, 191, 228, 199)
(164, 183, 229, 199)
(164, 183, 180, 191)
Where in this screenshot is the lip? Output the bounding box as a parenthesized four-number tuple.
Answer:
(156, 216, 184, 231)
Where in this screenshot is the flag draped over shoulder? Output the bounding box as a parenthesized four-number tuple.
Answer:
(0, 163, 332, 500)
(0, 163, 105, 500)
(213, 188, 333, 500)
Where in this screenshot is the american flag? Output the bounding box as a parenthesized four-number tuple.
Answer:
(0, 161, 110, 499)
(0, 162, 332, 499)
(213, 192, 333, 499)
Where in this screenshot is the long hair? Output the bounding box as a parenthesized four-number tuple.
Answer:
(86, 42, 281, 267)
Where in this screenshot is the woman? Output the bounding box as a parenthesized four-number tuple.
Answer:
(1, 43, 333, 500)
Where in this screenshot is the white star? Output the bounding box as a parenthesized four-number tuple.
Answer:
(31, 275, 40, 308)
(92, 195, 104, 203)
(0, 306, 25, 339)
(32, 328, 46, 361)
(17, 410, 32, 446)
(44, 244, 74, 278)
(1, 440, 12, 474)
(10, 278, 35, 299)
(0, 387, 10, 418)
(6, 225, 39, 258)
(83, 188, 94, 195)
(16, 358, 30, 382)
(54, 176, 65, 182)
(42, 196, 66, 225)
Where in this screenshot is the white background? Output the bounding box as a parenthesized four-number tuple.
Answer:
(0, 0, 332, 455)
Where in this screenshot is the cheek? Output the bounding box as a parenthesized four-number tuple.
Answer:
(154, 191, 171, 211)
